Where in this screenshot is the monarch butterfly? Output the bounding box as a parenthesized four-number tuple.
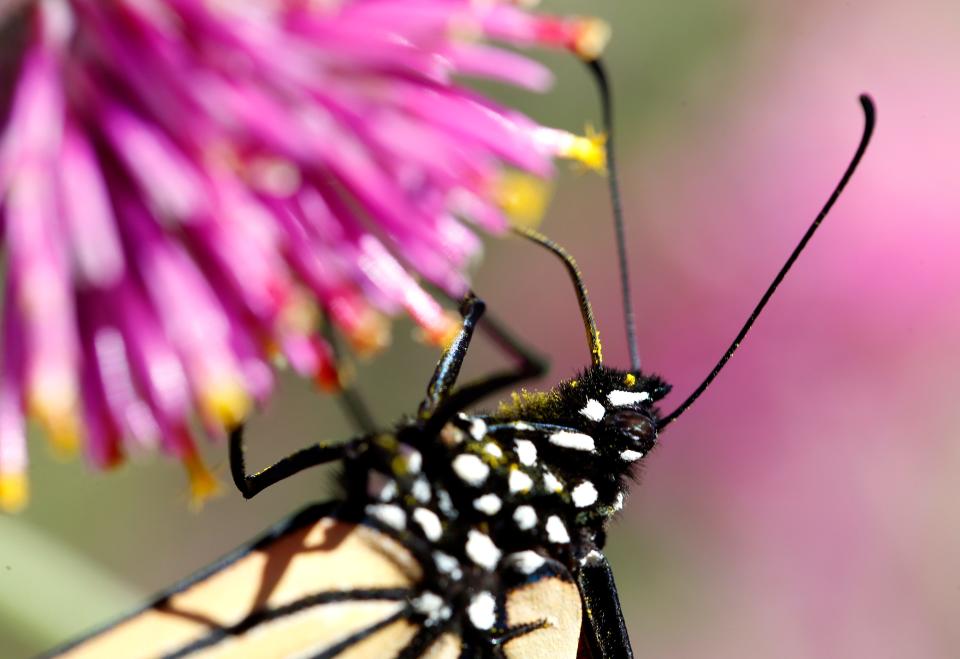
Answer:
(46, 66, 876, 658)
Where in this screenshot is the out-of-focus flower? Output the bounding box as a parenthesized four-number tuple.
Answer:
(0, 0, 609, 510)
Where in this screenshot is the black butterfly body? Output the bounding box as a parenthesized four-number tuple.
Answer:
(332, 365, 669, 653)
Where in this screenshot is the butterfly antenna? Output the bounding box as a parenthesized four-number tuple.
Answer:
(587, 58, 641, 372)
(513, 226, 603, 368)
(659, 95, 876, 429)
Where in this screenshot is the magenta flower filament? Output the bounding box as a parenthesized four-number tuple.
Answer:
(0, 0, 609, 509)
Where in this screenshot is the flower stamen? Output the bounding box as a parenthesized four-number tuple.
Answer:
(534, 126, 608, 174)
(416, 310, 462, 351)
(198, 379, 251, 430)
(0, 471, 29, 513)
(182, 450, 221, 510)
(28, 389, 81, 458)
(494, 171, 552, 230)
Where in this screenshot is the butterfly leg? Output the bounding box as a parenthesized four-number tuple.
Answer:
(420, 292, 546, 424)
(419, 292, 487, 416)
(577, 551, 634, 659)
(228, 425, 361, 499)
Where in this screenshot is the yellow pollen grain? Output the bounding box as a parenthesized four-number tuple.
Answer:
(375, 433, 399, 452)
(27, 383, 82, 458)
(39, 413, 82, 459)
(390, 455, 408, 477)
(574, 18, 612, 60)
(200, 381, 252, 429)
(624, 373, 637, 387)
(592, 329, 604, 363)
(0, 472, 28, 513)
(348, 310, 391, 356)
(280, 292, 319, 334)
(416, 311, 460, 350)
(479, 446, 507, 468)
(566, 127, 607, 175)
(183, 453, 221, 511)
(495, 171, 552, 230)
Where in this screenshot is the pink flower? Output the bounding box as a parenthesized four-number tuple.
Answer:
(0, 0, 609, 509)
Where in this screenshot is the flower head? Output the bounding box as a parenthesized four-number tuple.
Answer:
(0, 0, 609, 510)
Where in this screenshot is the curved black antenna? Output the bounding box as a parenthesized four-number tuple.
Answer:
(659, 95, 876, 429)
(587, 58, 641, 371)
(513, 227, 603, 368)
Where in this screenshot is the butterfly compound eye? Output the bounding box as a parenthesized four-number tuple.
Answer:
(610, 409, 657, 447)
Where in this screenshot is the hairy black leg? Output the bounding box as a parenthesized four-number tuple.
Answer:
(577, 551, 634, 659)
(421, 294, 546, 431)
(442, 304, 546, 407)
(229, 425, 359, 499)
(419, 293, 487, 417)
(227, 319, 376, 501)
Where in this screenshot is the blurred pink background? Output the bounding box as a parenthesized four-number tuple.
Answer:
(2, 1, 958, 657)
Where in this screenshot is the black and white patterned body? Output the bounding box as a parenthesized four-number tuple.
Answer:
(338, 364, 669, 653)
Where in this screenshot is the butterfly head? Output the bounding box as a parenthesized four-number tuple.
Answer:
(564, 366, 670, 466)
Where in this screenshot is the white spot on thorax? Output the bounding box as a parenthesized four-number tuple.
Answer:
(466, 529, 502, 570)
(413, 508, 443, 541)
(441, 423, 466, 446)
(607, 390, 651, 406)
(473, 494, 502, 515)
(549, 431, 595, 452)
(404, 449, 423, 474)
(411, 477, 432, 503)
(505, 551, 546, 575)
(620, 449, 643, 462)
(513, 505, 538, 530)
(452, 454, 490, 486)
(514, 439, 538, 466)
(509, 468, 534, 494)
(542, 470, 563, 493)
(545, 515, 570, 543)
(365, 504, 406, 531)
(368, 473, 397, 501)
(468, 591, 497, 630)
(571, 481, 599, 508)
(579, 398, 605, 421)
(469, 418, 488, 440)
(433, 551, 463, 580)
(483, 442, 503, 459)
(435, 489, 457, 518)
